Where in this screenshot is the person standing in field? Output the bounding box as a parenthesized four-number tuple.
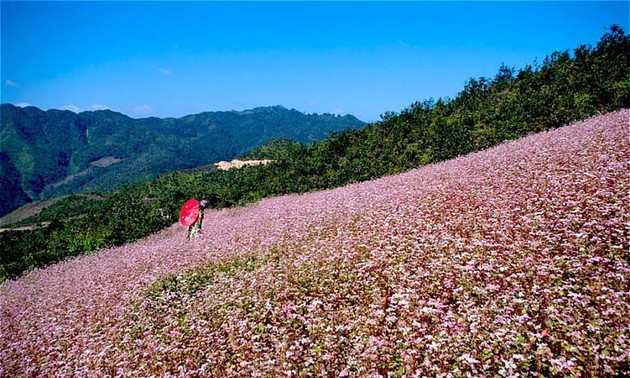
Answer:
(188, 199, 208, 239)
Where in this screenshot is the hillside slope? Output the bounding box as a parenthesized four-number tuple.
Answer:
(1, 27, 627, 276)
(0, 104, 365, 216)
(1, 110, 628, 376)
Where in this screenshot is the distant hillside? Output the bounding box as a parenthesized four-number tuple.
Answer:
(0, 105, 365, 216)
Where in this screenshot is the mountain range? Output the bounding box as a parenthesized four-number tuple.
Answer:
(0, 104, 365, 216)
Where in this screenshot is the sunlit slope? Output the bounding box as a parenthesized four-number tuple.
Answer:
(1, 110, 628, 376)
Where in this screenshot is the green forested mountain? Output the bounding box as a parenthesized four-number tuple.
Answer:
(1, 26, 628, 282)
(0, 105, 365, 216)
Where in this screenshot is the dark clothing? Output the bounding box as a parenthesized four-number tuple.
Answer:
(187, 209, 204, 239)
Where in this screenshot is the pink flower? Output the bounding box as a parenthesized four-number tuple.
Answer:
(2, 109, 629, 376)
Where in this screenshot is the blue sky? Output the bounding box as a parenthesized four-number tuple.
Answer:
(2, 1, 628, 122)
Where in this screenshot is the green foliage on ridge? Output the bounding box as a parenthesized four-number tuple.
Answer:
(238, 138, 305, 161)
(1, 26, 628, 282)
(0, 105, 365, 217)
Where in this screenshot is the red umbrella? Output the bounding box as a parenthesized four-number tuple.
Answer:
(180, 199, 200, 227)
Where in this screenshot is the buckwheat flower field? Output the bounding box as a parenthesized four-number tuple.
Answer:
(1, 110, 629, 377)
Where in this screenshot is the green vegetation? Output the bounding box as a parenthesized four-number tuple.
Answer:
(0, 105, 365, 217)
(145, 251, 282, 299)
(238, 138, 305, 161)
(1, 26, 628, 282)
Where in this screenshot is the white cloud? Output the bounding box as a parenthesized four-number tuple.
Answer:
(332, 107, 345, 115)
(15, 102, 32, 108)
(156, 67, 173, 76)
(90, 104, 110, 111)
(132, 104, 155, 114)
(61, 104, 81, 113)
(5, 79, 18, 87)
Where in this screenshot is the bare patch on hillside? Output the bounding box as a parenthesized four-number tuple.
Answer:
(89, 156, 123, 168)
(214, 159, 275, 171)
(0, 198, 63, 227)
(0, 194, 105, 227)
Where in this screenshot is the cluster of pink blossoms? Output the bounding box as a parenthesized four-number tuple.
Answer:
(1, 109, 629, 377)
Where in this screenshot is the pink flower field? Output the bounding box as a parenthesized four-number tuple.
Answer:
(1, 110, 629, 377)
